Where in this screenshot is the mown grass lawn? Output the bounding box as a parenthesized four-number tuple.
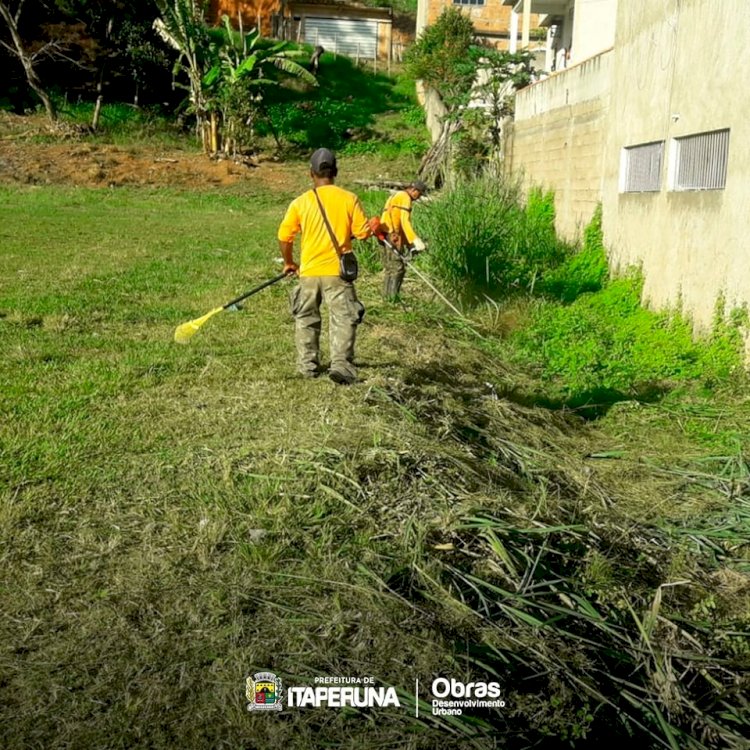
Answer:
(1, 183, 748, 749)
(0, 183, 477, 749)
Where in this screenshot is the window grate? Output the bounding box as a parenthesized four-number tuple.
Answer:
(672, 129, 729, 191)
(620, 141, 663, 193)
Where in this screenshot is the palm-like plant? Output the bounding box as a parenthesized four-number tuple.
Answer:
(203, 15, 316, 156)
(153, 0, 212, 148)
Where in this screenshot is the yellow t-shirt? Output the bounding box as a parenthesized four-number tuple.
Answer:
(277, 184, 370, 277)
(380, 190, 417, 245)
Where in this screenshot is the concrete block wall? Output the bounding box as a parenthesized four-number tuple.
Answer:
(507, 50, 612, 239)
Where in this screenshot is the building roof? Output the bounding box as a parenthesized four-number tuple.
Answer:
(502, 0, 568, 12)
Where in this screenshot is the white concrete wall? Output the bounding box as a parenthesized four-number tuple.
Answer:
(508, 0, 750, 333)
(602, 0, 750, 330)
(516, 49, 611, 117)
(571, 0, 617, 63)
(509, 50, 612, 238)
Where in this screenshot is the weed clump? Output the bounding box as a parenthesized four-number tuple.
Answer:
(512, 275, 745, 397)
(540, 204, 608, 302)
(418, 178, 571, 304)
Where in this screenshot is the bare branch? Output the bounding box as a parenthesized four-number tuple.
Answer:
(14, 0, 25, 25)
(42, 44, 94, 70)
(30, 40, 60, 60)
(0, 1, 13, 27)
(0, 0, 56, 119)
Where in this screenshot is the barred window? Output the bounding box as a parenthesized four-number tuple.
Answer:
(670, 129, 729, 191)
(620, 141, 663, 193)
(453, 0, 485, 5)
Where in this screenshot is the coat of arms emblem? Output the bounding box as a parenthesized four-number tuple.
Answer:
(246, 671, 283, 711)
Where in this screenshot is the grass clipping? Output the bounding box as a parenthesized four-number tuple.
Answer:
(2, 352, 748, 749)
(357, 368, 750, 747)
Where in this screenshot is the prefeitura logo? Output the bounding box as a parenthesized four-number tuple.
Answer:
(246, 672, 284, 712)
(244, 673, 401, 712)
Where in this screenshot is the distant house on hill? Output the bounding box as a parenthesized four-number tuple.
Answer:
(416, 0, 543, 49)
(501, 0, 617, 72)
(209, 0, 413, 62)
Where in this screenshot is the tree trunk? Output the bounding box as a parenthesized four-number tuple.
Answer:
(0, 1, 57, 122)
(209, 111, 219, 155)
(200, 117, 210, 154)
(418, 119, 460, 189)
(91, 67, 105, 131)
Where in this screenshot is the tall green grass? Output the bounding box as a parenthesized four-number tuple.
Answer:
(419, 183, 745, 404)
(540, 204, 609, 302)
(418, 178, 571, 304)
(54, 101, 185, 146)
(508, 204, 745, 399)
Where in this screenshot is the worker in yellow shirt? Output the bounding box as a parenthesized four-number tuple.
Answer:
(379, 180, 427, 299)
(277, 148, 371, 384)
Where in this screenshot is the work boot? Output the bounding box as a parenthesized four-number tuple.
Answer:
(382, 270, 405, 300)
(329, 369, 355, 385)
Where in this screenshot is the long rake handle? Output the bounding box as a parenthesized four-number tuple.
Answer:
(224, 272, 289, 309)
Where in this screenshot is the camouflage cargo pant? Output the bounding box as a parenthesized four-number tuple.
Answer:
(290, 276, 365, 380)
(381, 239, 406, 299)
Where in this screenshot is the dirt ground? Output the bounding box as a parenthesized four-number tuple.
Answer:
(0, 111, 302, 191)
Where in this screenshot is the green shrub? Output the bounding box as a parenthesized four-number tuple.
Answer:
(418, 178, 570, 304)
(403, 7, 476, 107)
(513, 273, 744, 395)
(541, 205, 609, 302)
(261, 97, 368, 149)
(401, 105, 426, 128)
(340, 135, 427, 158)
(256, 51, 418, 151)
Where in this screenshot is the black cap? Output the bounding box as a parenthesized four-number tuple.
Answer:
(310, 148, 337, 173)
(410, 179, 428, 194)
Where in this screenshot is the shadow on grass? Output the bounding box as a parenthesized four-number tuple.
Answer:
(401, 362, 672, 421)
(500, 383, 672, 420)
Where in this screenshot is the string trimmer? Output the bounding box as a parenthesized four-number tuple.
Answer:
(371, 228, 466, 319)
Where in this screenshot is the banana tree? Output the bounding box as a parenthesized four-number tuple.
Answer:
(153, 0, 212, 150)
(202, 15, 316, 157)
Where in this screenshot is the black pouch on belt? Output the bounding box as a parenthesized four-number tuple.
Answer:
(338, 251, 358, 282)
(313, 187, 358, 282)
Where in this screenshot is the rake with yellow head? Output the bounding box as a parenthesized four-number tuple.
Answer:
(174, 272, 290, 344)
